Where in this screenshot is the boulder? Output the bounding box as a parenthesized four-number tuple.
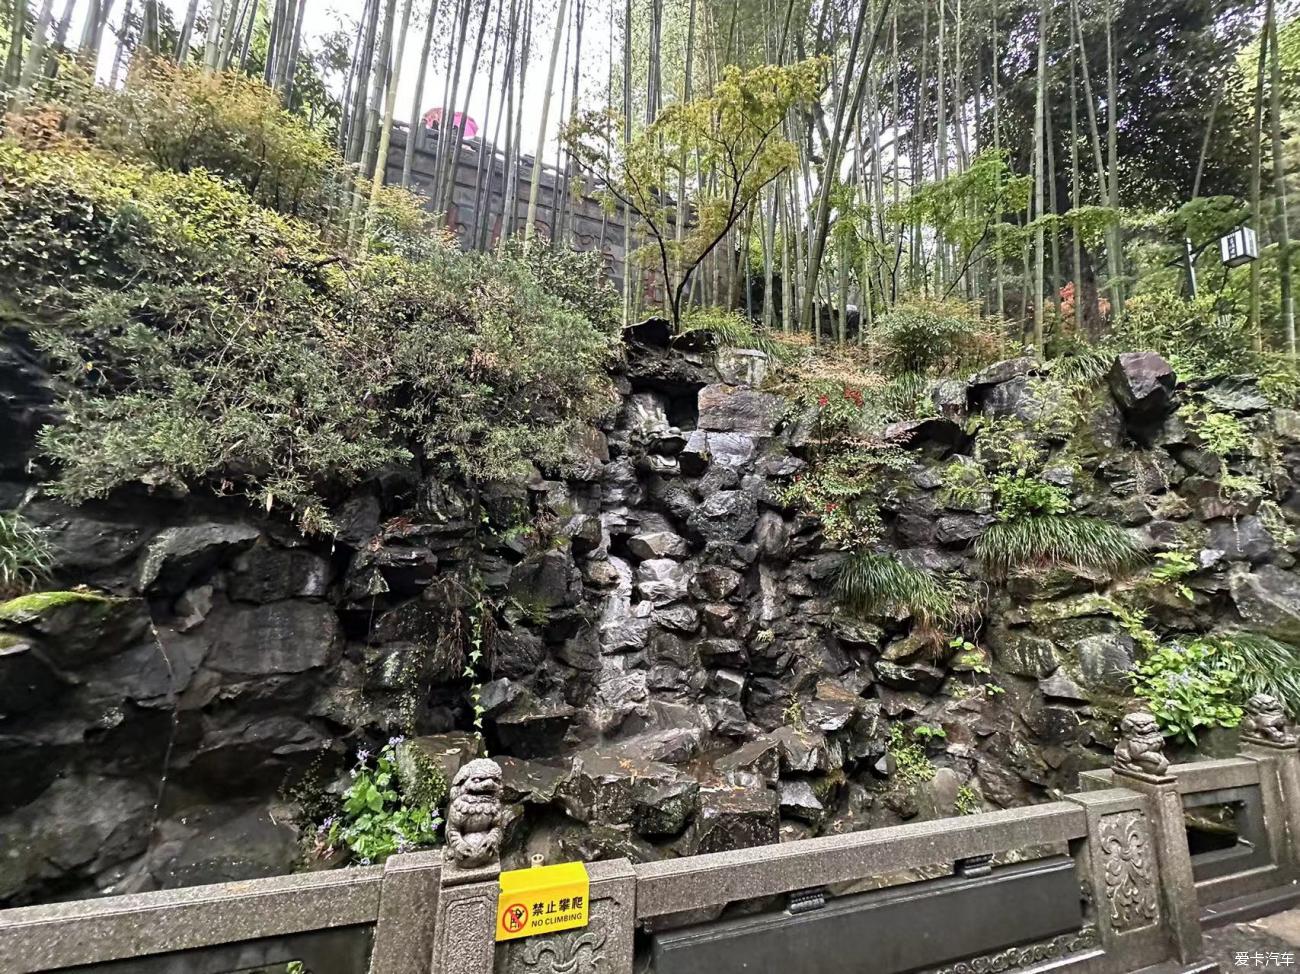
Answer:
(779, 779, 826, 824)
(1206, 516, 1275, 564)
(635, 558, 691, 604)
(697, 384, 786, 436)
(559, 749, 690, 826)
(632, 778, 701, 837)
(687, 489, 759, 543)
(1108, 352, 1176, 435)
(715, 348, 770, 387)
(687, 777, 779, 854)
(993, 631, 1060, 678)
(627, 531, 691, 560)
(151, 803, 300, 888)
(1230, 566, 1300, 641)
(228, 544, 332, 603)
(395, 733, 484, 807)
(1074, 633, 1136, 692)
(969, 357, 1041, 394)
(873, 659, 945, 694)
(137, 522, 261, 594)
(507, 550, 582, 609)
(771, 725, 841, 774)
(713, 737, 781, 780)
(490, 696, 578, 758)
(205, 601, 341, 676)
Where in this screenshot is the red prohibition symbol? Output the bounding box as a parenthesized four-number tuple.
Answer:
(502, 903, 530, 933)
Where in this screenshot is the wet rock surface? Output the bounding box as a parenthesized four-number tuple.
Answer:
(4, 340, 1300, 904)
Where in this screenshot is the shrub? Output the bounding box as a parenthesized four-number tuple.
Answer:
(49, 60, 342, 225)
(0, 513, 53, 597)
(1110, 291, 1251, 380)
(2, 141, 618, 532)
(835, 551, 974, 632)
(975, 515, 1144, 576)
(1131, 639, 1243, 745)
(872, 296, 1007, 376)
(320, 740, 441, 865)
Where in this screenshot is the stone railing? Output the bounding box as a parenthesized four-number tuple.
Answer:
(6, 701, 1300, 974)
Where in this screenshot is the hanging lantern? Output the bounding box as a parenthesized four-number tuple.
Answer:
(1219, 226, 1259, 268)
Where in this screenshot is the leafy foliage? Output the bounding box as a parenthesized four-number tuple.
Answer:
(1213, 632, 1300, 719)
(2, 140, 617, 531)
(322, 741, 441, 865)
(679, 307, 788, 359)
(872, 297, 1007, 376)
(780, 448, 908, 546)
(835, 551, 974, 632)
(975, 515, 1145, 576)
(1131, 639, 1243, 745)
(888, 723, 936, 788)
(564, 59, 824, 328)
(0, 512, 53, 597)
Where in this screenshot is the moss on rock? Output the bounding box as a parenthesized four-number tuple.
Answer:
(0, 590, 112, 625)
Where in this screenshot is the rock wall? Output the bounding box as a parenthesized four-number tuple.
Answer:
(4, 327, 1300, 906)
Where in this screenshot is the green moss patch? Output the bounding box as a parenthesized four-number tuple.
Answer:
(0, 590, 112, 625)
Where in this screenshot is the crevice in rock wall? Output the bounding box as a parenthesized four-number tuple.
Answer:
(3, 333, 1300, 905)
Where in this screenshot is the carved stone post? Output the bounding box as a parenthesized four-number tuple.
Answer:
(1110, 712, 1203, 965)
(429, 758, 505, 974)
(1238, 694, 1300, 874)
(369, 851, 443, 974)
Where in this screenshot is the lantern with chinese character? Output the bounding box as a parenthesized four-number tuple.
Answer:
(1219, 226, 1259, 268)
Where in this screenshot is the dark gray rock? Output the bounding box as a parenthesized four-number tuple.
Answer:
(228, 544, 331, 603)
(873, 659, 945, 694)
(697, 384, 786, 436)
(993, 631, 1060, 678)
(687, 777, 779, 854)
(691, 566, 744, 601)
(635, 558, 691, 604)
(205, 601, 342, 676)
(490, 695, 577, 757)
(969, 357, 1041, 393)
(627, 531, 691, 560)
(936, 513, 994, 545)
(1230, 566, 1300, 641)
(507, 550, 582, 609)
(1075, 633, 1136, 692)
(779, 779, 826, 824)
(687, 489, 759, 543)
(1108, 352, 1176, 434)
(1207, 516, 1275, 564)
(137, 522, 261, 594)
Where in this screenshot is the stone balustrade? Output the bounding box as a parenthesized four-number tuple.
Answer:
(5, 710, 1300, 974)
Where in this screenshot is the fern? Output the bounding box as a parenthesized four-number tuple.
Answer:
(835, 551, 974, 631)
(974, 515, 1144, 576)
(678, 309, 788, 359)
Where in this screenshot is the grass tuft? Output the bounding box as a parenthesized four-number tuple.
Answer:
(1215, 632, 1300, 718)
(835, 550, 975, 632)
(974, 514, 1144, 576)
(0, 512, 53, 598)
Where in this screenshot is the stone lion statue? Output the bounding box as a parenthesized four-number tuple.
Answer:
(1114, 711, 1169, 778)
(1242, 693, 1295, 745)
(444, 758, 504, 869)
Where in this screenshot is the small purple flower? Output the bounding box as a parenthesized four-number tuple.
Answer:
(356, 749, 371, 765)
(360, 857, 372, 865)
(388, 735, 406, 747)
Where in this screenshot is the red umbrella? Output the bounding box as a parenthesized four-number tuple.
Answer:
(421, 107, 479, 138)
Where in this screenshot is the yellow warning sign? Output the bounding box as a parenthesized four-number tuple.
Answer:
(496, 861, 590, 941)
